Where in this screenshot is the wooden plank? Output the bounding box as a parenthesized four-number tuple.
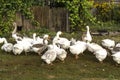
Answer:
(31, 6, 49, 28)
(15, 12, 22, 26)
(16, 6, 70, 32)
(49, 7, 69, 31)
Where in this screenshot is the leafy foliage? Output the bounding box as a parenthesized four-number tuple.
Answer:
(93, 2, 113, 22)
(0, 0, 120, 35)
(112, 5, 120, 22)
(56, 0, 96, 31)
(0, 0, 38, 35)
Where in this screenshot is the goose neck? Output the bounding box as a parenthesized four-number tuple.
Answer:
(33, 33, 36, 41)
(3, 38, 7, 44)
(56, 34, 60, 38)
(52, 42, 56, 48)
(43, 38, 48, 45)
(87, 27, 90, 33)
(12, 23, 17, 34)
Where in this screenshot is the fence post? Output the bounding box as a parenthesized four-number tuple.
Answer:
(66, 10, 69, 32)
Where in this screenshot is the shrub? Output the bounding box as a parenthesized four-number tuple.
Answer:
(93, 2, 113, 22)
(112, 5, 120, 22)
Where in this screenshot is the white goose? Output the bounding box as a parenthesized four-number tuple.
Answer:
(41, 42, 57, 65)
(12, 22, 22, 41)
(87, 42, 103, 53)
(69, 40, 87, 59)
(47, 40, 68, 62)
(115, 42, 120, 47)
(12, 43, 23, 55)
(110, 43, 120, 64)
(70, 38, 76, 45)
(1, 38, 13, 52)
(18, 33, 42, 55)
(52, 31, 62, 44)
(54, 44, 67, 62)
(82, 26, 92, 43)
(94, 48, 108, 63)
(12, 34, 22, 42)
(11, 22, 24, 55)
(12, 40, 32, 55)
(15, 35, 33, 55)
(111, 52, 120, 65)
(111, 46, 120, 54)
(101, 39, 115, 50)
(31, 33, 49, 45)
(86, 42, 108, 63)
(22, 33, 36, 44)
(57, 48, 67, 62)
(12, 36, 33, 55)
(12, 22, 17, 34)
(53, 31, 70, 49)
(32, 34, 49, 55)
(0, 37, 6, 43)
(22, 41, 32, 55)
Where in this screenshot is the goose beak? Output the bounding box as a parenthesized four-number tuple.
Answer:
(109, 47, 114, 50)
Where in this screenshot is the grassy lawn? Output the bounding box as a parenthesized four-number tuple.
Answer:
(0, 32, 120, 80)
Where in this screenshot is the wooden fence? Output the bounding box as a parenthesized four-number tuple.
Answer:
(15, 6, 69, 32)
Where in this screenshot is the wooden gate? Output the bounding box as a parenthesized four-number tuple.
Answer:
(15, 6, 69, 32)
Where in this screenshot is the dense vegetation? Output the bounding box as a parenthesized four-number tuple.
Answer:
(0, 0, 39, 35)
(0, 0, 120, 35)
(56, 0, 120, 31)
(56, 0, 96, 31)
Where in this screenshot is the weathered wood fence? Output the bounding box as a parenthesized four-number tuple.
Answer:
(15, 6, 69, 32)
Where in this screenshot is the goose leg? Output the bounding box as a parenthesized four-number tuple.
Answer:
(99, 61, 103, 64)
(62, 60, 65, 63)
(75, 54, 79, 59)
(25, 52, 27, 56)
(49, 63, 53, 66)
(38, 52, 42, 55)
(115, 63, 119, 67)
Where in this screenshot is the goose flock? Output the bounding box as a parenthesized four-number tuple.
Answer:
(0, 22, 120, 66)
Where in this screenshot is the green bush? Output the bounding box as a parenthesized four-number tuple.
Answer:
(112, 5, 120, 22)
(93, 2, 113, 22)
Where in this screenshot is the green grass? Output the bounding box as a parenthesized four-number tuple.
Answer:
(90, 21, 120, 32)
(0, 33, 120, 80)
